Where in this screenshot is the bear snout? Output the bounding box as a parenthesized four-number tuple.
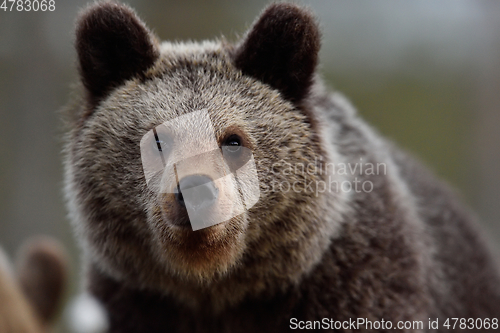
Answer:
(175, 175, 219, 212)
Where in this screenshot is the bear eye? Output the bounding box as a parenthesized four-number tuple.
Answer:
(152, 128, 172, 157)
(222, 134, 242, 155)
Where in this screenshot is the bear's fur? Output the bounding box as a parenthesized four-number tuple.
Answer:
(64, 2, 500, 332)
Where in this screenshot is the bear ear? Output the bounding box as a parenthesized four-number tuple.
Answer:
(16, 236, 68, 326)
(233, 4, 320, 103)
(75, 2, 160, 108)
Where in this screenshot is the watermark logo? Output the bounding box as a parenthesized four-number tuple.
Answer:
(140, 110, 260, 231)
(258, 158, 387, 197)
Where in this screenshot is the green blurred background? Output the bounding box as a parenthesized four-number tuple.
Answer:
(1, 0, 500, 330)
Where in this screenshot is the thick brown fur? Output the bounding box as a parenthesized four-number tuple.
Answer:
(0, 237, 67, 333)
(64, 2, 500, 332)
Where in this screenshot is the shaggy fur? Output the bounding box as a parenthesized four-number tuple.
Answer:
(64, 2, 500, 332)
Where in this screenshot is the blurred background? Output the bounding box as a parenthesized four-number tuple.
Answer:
(1, 0, 500, 330)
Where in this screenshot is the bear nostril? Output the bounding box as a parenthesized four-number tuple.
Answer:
(174, 186, 185, 207)
(175, 175, 218, 211)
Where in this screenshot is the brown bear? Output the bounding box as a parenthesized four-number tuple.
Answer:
(64, 2, 500, 332)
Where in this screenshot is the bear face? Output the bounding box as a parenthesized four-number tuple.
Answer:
(65, 2, 349, 307)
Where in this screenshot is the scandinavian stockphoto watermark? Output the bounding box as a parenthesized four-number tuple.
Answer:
(139, 110, 387, 230)
(258, 157, 387, 197)
(290, 317, 499, 330)
(0, 0, 56, 11)
(140, 110, 260, 231)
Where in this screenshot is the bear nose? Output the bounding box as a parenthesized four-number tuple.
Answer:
(175, 175, 219, 211)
